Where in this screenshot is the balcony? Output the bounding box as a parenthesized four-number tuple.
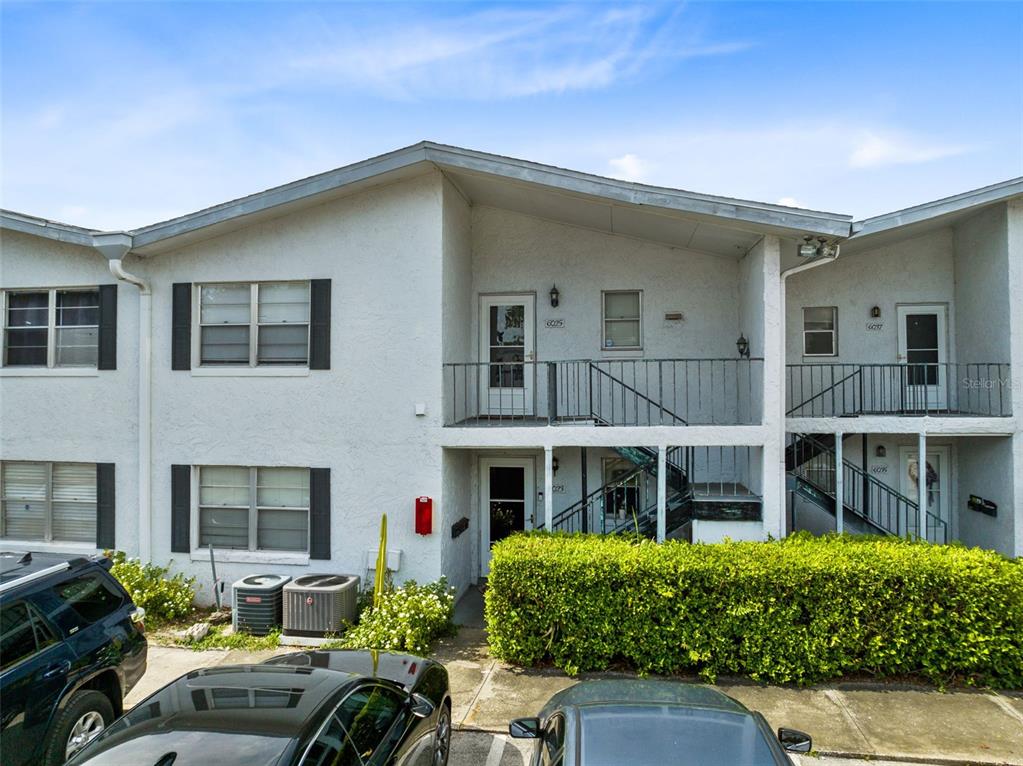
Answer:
(443, 358, 763, 427)
(786, 363, 1012, 418)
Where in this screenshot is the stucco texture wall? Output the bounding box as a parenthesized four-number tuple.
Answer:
(953, 205, 1009, 364)
(0, 230, 140, 556)
(955, 436, 1015, 555)
(142, 172, 449, 595)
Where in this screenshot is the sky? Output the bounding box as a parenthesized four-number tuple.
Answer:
(1, 1, 1021, 230)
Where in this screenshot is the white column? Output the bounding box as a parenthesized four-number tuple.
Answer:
(1007, 200, 1023, 556)
(834, 432, 844, 534)
(755, 235, 785, 538)
(657, 446, 667, 542)
(544, 446, 554, 529)
(918, 431, 928, 540)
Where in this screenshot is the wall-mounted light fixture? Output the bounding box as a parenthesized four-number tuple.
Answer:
(736, 334, 750, 359)
(871, 306, 881, 319)
(549, 284, 560, 308)
(798, 236, 839, 259)
(875, 445, 887, 458)
(552, 456, 560, 474)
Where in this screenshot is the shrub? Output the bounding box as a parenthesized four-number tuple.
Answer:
(338, 578, 455, 655)
(105, 551, 197, 624)
(485, 533, 1023, 686)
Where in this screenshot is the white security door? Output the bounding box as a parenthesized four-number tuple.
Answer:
(479, 457, 535, 576)
(899, 446, 951, 542)
(897, 305, 948, 411)
(480, 295, 535, 417)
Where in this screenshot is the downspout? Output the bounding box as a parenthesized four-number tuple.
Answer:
(779, 241, 842, 535)
(93, 233, 153, 563)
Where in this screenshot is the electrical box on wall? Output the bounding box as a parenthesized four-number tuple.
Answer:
(415, 496, 433, 535)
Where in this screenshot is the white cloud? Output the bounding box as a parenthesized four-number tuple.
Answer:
(848, 131, 973, 169)
(608, 153, 649, 181)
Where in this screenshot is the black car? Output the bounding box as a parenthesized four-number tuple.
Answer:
(0, 551, 148, 766)
(509, 679, 812, 765)
(68, 649, 452, 766)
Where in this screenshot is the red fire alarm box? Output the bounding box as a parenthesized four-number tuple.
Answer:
(415, 496, 432, 535)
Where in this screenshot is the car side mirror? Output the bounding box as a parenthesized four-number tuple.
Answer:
(509, 717, 541, 739)
(409, 693, 435, 719)
(778, 727, 812, 753)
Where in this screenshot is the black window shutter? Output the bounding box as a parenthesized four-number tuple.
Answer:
(96, 463, 116, 549)
(309, 279, 331, 370)
(309, 468, 330, 559)
(97, 285, 118, 370)
(171, 465, 191, 553)
(172, 283, 192, 370)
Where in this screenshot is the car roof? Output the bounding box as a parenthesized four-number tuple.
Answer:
(542, 679, 749, 716)
(70, 664, 365, 765)
(265, 649, 438, 691)
(0, 550, 100, 593)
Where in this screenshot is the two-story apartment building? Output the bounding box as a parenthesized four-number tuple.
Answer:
(2, 142, 1020, 601)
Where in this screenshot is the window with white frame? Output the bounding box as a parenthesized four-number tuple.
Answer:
(198, 466, 310, 552)
(198, 282, 310, 366)
(803, 307, 837, 356)
(1, 462, 96, 542)
(602, 290, 642, 349)
(2, 288, 99, 367)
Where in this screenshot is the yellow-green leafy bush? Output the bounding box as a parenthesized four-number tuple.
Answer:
(106, 551, 197, 623)
(340, 579, 455, 655)
(485, 533, 1023, 686)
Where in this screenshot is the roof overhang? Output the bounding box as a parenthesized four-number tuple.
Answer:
(0, 210, 97, 248)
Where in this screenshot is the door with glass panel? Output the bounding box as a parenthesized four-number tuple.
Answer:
(899, 446, 951, 541)
(479, 295, 535, 417)
(479, 458, 534, 575)
(897, 305, 947, 411)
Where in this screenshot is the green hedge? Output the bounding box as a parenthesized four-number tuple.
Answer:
(484, 533, 1023, 686)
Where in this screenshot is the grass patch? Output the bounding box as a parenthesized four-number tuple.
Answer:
(186, 625, 282, 652)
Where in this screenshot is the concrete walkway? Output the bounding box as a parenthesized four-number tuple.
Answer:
(130, 623, 1023, 766)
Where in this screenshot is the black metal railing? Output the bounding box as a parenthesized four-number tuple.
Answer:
(789, 434, 948, 543)
(787, 363, 1011, 417)
(444, 358, 763, 426)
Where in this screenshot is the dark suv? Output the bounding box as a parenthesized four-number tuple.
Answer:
(0, 551, 147, 766)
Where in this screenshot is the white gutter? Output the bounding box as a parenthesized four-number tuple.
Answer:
(93, 233, 153, 564)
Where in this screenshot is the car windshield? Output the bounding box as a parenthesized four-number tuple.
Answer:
(579, 705, 779, 766)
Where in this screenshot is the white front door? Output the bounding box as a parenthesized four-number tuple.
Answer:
(479, 457, 535, 576)
(897, 305, 948, 410)
(480, 295, 535, 416)
(899, 446, 951, 541)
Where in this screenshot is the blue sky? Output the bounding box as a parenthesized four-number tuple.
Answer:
(2, 1, 1020, 229)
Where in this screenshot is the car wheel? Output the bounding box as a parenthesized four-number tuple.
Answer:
(42, 689, 115, 766)
(432, 703, 451, 766)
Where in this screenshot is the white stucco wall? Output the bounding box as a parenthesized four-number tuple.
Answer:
(954, 205, 1009, 364)
(0, 230, 141, 557)
(955, 436, 1014, 555)
(139, 173, 449, 598)
(786, 229, 957, 366)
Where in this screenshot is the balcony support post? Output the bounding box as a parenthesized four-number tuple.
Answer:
(917, 431, 927, 540)
(656, 445, 667, 543)
(580, 447, 588, 533)
(834, 432, 844, 534)
(544, 446, 554, 530)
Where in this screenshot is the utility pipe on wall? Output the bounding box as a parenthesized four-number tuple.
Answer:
(778, 246, 840, 536)
(94, 233, 153, 563)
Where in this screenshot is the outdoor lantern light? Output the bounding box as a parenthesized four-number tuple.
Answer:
(875, 445, 887, 458)
(798, 236, 818, 258)
(871, 306, 881, 318)
(549, 284, 560, 308)
(552, 457, 560, 474)
(736, 334, 750, 359)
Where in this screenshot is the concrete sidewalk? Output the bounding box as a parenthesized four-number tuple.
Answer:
(130, 631, 1023, 765)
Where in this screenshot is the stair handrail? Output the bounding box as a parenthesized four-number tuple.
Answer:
(792, 433, 947, 540)
(786, 367, 861, 416)
(604, 485, 693, 536)
(588, 362, 689, 426)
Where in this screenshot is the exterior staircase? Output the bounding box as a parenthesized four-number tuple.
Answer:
(545, 446, 694, 537)
(788, 433, 948, 542)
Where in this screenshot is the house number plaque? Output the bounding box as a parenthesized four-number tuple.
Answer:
(866, 322, 884, 332)
(870, 464, 889, 474)
(545, 319, 565, 328)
